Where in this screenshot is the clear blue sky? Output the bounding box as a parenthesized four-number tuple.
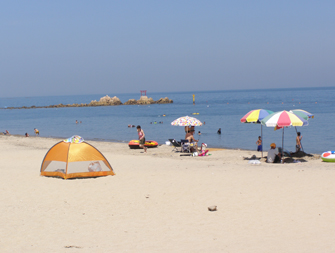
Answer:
(1, 1, 334, 97)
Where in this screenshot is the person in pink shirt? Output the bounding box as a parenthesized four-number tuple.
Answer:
(137, 125, 147, 153)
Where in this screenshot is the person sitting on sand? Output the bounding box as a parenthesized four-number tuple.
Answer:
(25, 133, 29, 137)
(4, 130, 10, 135)
(267, 143, 281, 163)
(34, 128, 39, 136)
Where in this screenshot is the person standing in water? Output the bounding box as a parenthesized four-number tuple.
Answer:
(137, 125, 147, 153)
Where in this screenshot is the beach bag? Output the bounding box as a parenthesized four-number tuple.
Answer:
(88, 161, 102, 172)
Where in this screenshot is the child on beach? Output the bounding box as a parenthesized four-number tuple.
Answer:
(34, 128, 39, 136)
(137, 125, 147, 153)
(256, 136, 262, 151)
(296, 132, 302, 152)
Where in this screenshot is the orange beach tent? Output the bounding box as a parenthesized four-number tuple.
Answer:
(40, 137, 115, 179)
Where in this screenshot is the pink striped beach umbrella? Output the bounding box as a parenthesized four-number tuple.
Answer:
(261, 110, 308, 128)
(261, 110, 308, 159)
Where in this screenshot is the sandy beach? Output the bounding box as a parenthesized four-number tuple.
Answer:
(1, 135, 335, 252)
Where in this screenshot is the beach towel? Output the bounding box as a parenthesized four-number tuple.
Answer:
(64, 135, 84, 143)
(198, 150, 209, 156)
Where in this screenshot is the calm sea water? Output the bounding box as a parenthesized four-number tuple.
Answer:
(0, 87, 334, 154)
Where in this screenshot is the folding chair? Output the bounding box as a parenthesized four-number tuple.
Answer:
(169, 139, 181, 152)
(181, 139, 191, 153)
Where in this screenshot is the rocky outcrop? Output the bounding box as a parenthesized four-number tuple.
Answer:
(136, 96, 154, 105)
(88, 95, 122, 106)
(123, 99, 138, 105)
(154, 97, 173, 104)
(123, 96, 173, 105)
(2, 95, 173, 110)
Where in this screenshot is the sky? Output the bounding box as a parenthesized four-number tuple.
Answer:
(1, 0, 335, 97)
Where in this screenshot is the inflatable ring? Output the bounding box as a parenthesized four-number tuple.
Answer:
(128, 140, 158, 149)
(321, 151, 335, 162)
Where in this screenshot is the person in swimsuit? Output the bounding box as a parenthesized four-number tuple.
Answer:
(185, 130, 192, 140)
(186, 129, 199, 151)
(296, 132, 302, 152)
(137, 125, 147, 153)
(256, 136, 262, 152)
(34, 128, 39, 136)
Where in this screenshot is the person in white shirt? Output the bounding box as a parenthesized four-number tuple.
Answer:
(267, 143, 281, 163)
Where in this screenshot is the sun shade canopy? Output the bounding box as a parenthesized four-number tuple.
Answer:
(40, 141, 115, 179)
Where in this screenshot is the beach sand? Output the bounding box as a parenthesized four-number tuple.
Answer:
(1, 135, 335, 252)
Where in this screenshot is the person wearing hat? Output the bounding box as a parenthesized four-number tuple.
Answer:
(267, 143, 281, 163)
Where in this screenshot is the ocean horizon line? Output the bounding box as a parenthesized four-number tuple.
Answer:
(0, 85, 333, 99)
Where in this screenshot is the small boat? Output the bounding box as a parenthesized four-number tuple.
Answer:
(128, 140, 159, 149)
(321, 151, 335, 162)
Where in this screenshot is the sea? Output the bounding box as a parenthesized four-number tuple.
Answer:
(0, 87, 334, 154)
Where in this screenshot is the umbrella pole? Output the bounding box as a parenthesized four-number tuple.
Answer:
(261, 124, 263, 157)
(282, 127, 284, 163)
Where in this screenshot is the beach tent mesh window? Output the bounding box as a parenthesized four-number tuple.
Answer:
(40, 141, 115, 179)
